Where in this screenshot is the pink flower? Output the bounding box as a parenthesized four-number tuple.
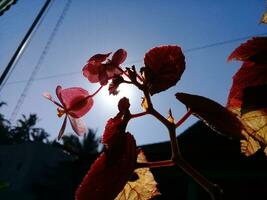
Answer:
(83, 49, 127, 85)
(43, 86, 94, 139)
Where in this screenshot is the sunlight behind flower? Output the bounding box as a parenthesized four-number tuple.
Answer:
(99, 83, 137, 109)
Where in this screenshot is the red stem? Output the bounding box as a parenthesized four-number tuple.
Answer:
(136, 160, 175, 169)
(90, 85, 103, 97)
(175, 109, 192, 128)
(118, 65, 143, 83)
(130, 111, 148, 119)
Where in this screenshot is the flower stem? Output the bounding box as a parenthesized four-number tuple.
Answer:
(136, 160, 175, 169)
(132, 70, 222, 200)
(90, 85, 103, 97)
(175, 109, 192, 128)
(123, 80, 133, 84)
(131, 111, 148, 119)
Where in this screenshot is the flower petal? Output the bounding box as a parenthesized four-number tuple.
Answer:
(112, 49, 127, 65)
(56, 85, 64, 106)
(59, 87, 94, 118)
(88, 52, 111, 62)
(58, 115, 68, 140)
(98, 71, 109, 86)
(43, 92, 63, 108)
(83, 62, 103, 83)
(68, 116, 87, 136)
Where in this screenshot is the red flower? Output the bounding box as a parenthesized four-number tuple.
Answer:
(144, 45, 185, 95)
(83, 49, 127, 85)
(43, 86, 93, 139)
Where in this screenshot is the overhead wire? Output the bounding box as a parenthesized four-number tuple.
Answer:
(6, 31, 267, 86)
(9, 0, 72, 122)
(0, 0, 55, 92)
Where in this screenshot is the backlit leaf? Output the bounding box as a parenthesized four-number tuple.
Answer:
(75, 133, 137, 200)
(144, 45, 185, 95)
(176, 92, 247, 140)
(227, 62, 267, 108)
(260, 11, 267, 24)
(141, 97, 148, 111)
(228, 107, 266, 156)
(226, 36, 267, 155)
(167, 109, 175, 124)
(240, 136, 261, 156)
(115, 151, 161, 200)
(227, 37, 267, 63)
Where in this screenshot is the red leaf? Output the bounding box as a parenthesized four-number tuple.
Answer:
(176, 92, 246, 140)
(75, 132, 137, 200)
(227, 62, 267, 108)
(115, 150, 161, 200)
(144, 45, 185, 95)
(228, 37, 267, 63)
(102, 115, 124, 147)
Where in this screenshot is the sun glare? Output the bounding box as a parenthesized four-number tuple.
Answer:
(99, 83, 138, 108)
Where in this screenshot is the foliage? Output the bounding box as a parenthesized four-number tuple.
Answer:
(45, 45, 223, 200)
(0, 103, 51, 144)
(115, 151, 160, 200)
(44, 18, 266, 199)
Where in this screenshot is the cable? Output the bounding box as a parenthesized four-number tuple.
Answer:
(0, 0, 55, 93)
(5, 31, 267, 86)
(184, 32, 267, 52)
(9, 0, 72, 122)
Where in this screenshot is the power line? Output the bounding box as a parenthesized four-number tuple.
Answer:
(9, 0, 72, 122)
(184, 32, 267, 52)
(0, 0, 54, 92)
(6, 31, 267, 86)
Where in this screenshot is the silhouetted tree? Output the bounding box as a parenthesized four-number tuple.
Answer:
(0, 113, 50, 144)
(53, 129, 100, 157)
(81, 129, 100, 155)
(0, 102, 11, 144)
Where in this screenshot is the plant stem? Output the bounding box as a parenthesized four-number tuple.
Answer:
(175, 158, 223, 200)
(90, 85, 103, 97)
(131, 111, 148, 119)
(137, 77, 222, 200)
(168, 125, 182, 160)
(136, 160, 175, 169)
(123, 80, 133, 84)
(175, 109, 192, 128)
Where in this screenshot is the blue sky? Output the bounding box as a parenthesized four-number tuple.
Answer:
(0, 0, 266, 145)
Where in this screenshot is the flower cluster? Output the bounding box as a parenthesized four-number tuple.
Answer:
(44, 46, 185, 140)
(44, 45, 186, 199)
